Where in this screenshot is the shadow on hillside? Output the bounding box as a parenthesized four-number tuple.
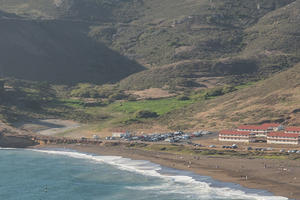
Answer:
(0, 17, 145, 85)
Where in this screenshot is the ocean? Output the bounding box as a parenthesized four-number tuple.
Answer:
(0, 148, 289, 200)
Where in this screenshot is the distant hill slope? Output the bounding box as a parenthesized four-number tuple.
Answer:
(242, 0, 300, 75)
(0, 11, 143, 84)
(96, 0, 299, 90)
(0, 0, 299, 89)
(0, 0, 143, 22)
(159, 62, 300, 130)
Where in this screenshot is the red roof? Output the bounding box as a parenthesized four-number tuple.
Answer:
(261, 123, 281, 128)
(238, 123, 281, 130)
(268, 132, 300, 138)
(219, 130, 254, 136)
(237, 125, 268, 130)
(285, 127, 300, 132)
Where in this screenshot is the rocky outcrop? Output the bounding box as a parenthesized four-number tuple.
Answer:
(0, 133, 38, 148)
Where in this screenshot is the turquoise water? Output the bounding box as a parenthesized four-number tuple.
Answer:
(0, 148, 289, 200)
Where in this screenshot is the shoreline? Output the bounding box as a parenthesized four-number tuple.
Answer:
(34, 143, 300, 200)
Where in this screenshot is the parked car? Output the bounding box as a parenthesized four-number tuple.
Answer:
(261, 148, 267, 152)
(165, 138, 174, 143)
(131, 136, 140, 140)
(192, 132, 202, 137)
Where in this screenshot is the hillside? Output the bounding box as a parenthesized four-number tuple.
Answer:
(0, 0, 144, 22)
(117, 0, 300, 90)
(0, 0, 300, 134)
(242, 0, 300, 74)
(0, 11, 143, 84)
(0, 0, 299, 88)
(157, 62, 300, 131)
(1, 62, 300, 135)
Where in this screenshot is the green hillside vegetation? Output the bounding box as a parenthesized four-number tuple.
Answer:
(91, 0, 300, 89)
(241, 0, 300, 75)
(0, 77, 242, 132)
(1, 62, 300, 133)
(0, 0, 299, 89)
(0, 0, 300, 133)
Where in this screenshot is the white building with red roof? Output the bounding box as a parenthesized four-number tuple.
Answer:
(219, 130, 256, 143)
(237, 123, 283, 137)
(285, 126, 300, 134)
(267, 132, 300, 145)
(219, 123, 300, 145)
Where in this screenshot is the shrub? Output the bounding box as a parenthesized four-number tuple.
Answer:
(222, 86, 237, 94)
(205, 87, 224, 98)
(70, 83, 96, 98)
(108, 91, 128, 102)
(204, 85, 236, 99)
(135, 110, 159, 118)
(176, 95, 190, 101)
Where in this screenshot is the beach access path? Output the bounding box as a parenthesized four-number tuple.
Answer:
(14, 119, 81, 136)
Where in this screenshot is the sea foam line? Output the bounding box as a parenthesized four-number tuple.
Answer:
(0, 147, 17, 150)
(28, 149, 289, 200)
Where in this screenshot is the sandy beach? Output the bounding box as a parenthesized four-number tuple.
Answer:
(36, 143, 300, 200)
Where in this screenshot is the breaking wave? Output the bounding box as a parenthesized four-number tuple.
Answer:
(0, 147, 17, 150)
(29, 149, 288, 200)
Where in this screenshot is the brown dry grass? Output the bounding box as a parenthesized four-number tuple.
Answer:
(128, 88, 175, 100)
(158, 62, 300, 131)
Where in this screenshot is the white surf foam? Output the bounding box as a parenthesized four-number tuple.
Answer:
(29, 149, 289, 200)
(0, 147, 17, 150)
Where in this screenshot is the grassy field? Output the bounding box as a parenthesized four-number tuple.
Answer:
(109, 98, 195, 115)
(53, 96, 198, 131)
(0, 77, 260, 133)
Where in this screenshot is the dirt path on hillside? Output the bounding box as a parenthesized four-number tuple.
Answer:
(14, 119, 81, 136)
